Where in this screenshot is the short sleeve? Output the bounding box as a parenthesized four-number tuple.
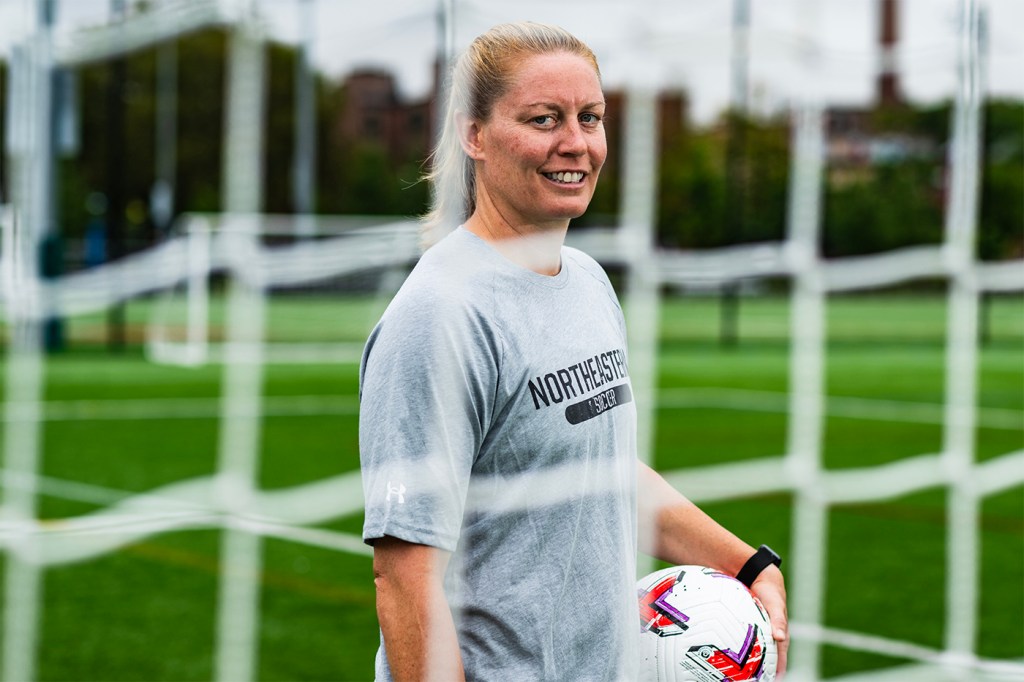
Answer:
(359, 286, 501, 552)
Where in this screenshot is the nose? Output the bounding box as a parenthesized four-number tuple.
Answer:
(557, 119, 587, 156)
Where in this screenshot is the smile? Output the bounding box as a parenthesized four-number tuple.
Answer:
(543, 171, 585, 184)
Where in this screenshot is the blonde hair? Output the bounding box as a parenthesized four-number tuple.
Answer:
(421, 22, 601, 247)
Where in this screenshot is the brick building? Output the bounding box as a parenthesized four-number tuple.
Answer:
(337, 68, 435, 164)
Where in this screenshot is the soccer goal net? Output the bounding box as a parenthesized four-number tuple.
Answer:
(1, 1, 1021, 681)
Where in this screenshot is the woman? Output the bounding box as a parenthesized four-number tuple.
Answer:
(360, 21, 788, 681)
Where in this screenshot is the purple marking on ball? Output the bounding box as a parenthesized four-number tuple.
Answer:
(720, 624, 756, 665)
(709, 570, 744, 585)
(654, 585, 690, 627)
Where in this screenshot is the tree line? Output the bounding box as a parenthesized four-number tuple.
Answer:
(0, 29, 1020, 266)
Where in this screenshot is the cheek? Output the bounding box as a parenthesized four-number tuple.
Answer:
(590, 137, 608, 172)
(498, 127, 552, 165)
(506, 138, 530, 160)
(509, 138, 549, 166)
(484, 125, 529, 165)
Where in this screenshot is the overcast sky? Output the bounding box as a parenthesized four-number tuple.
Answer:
(1, 0, 1021, 123)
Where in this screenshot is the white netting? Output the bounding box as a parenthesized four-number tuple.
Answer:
(1, 0, 1022, 681)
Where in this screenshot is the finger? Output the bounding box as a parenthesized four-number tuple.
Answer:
(775, 628, 788, 677)
(758, 593, 788, 676)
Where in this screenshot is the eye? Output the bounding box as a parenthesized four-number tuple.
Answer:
(531, 114, 556, 127)
(580, 112, 601, 126)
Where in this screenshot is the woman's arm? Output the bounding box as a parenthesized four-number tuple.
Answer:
(637, 461, 789, 675)
(372, 536, 465, 682)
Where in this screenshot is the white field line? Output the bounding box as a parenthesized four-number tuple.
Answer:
(148, 341, 366, 367)
(2, 394, 360, 421)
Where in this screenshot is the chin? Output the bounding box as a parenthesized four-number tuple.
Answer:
(546, 200, 593, 221)
(535, 210, 588, 225)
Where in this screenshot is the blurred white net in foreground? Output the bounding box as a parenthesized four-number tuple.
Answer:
(1, 1, 1023, 681)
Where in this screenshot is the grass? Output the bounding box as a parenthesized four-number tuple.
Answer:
(1, 292, 1021, 680)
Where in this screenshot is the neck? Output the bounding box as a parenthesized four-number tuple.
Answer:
(464, 204, 568, 277)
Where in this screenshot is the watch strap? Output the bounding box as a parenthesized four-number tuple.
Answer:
(736, 544, 782, 588)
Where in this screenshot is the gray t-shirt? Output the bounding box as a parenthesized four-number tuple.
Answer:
(360, 227, 638, 681)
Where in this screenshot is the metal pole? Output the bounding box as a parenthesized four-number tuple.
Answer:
(434, 0, 455, 149)
(42, 0, 64, 351)
(1, 59, 7, 207)
(151, 38, 177, 236)
(292, 0, 316, 236)
(721, 0, 750, 347)
(106, 0, 127, 350)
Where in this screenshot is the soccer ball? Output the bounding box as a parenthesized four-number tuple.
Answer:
(636, 565, 777, 682)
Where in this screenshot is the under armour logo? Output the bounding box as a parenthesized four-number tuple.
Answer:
(386, 481, 406, 504)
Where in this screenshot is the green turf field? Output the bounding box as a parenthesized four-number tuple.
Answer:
(2, 292, 1021, 680)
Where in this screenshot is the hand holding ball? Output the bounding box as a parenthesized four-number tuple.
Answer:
(637, 565, 778, 681)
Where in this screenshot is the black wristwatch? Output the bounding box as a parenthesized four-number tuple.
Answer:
(736, 545, 782, 588)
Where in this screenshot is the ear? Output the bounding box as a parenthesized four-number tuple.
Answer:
(457, 112, 486, 161)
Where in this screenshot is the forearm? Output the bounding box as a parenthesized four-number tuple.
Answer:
(373, 537, 465, 682)
(637, 462, 790, 675)
(376, 584, 463, 680)
(637, 461, 754, 573)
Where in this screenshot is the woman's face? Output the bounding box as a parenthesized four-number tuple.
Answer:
(469, 51, 607, 231)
